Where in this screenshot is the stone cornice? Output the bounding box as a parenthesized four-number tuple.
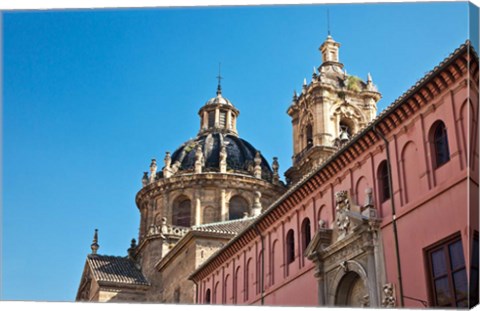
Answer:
(188, 41, 477, 282)
(136, 172, 286, 207)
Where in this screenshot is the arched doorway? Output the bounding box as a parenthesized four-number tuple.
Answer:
(335, 271, 367, 307)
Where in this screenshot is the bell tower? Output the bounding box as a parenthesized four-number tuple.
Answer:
(285, 35, 381, 185)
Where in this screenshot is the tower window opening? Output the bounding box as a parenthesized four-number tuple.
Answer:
(306, 124, 313, 149)
(219, 111, 227, 128)
(208, 111, 215, 128)
(339, 121, 352, 138)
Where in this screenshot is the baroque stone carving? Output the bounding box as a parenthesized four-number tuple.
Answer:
(149, 159, 157, 183)
(194, 145, 204, 174)
(147, 217, 189, 238)
(254, 151, 262, 178)
(381, 283, 396, 308)
(335, 190, 351, 237)
(219, 144, 227, 173)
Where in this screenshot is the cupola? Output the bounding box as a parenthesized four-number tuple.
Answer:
(198, 79, 239, 136)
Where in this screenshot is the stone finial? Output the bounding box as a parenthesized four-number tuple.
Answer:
(149, 159, 157, 183)
(164, 151, 171, 168)
(127, 238, 136, 259)
(312, 67, 318, 80)
(219, 144, 227, 173)
(272, 157, 280, 184)
(142, 172, 148, 187)
(171, 161, 181, 174)
(194, 145, 204, 174)
(382, 283, 396, 307)
(254, 151, 262, 179)
(292, 90, 298, 102)
(91, 229, 99, 255)
(366, 72, 377, 92)
(364, 187, 374, 208)
(251, 191, 262, 217)
(319, 219, 327, 229)
(160, 217, 169, 235)
(163, 152, 172, 178)
(302, 78, 307, 93)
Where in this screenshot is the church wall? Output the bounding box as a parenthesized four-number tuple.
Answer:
(192, 47, 477, 307)
(98, 288, 146, 302)
(159, 239, 197, 303)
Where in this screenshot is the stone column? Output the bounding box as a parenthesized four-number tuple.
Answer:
(195, 189, 202, 226)
(220, 189, 227, 221)
(315, 261, 326, 306)
(163, 193, 170, 223)
(215, 108, 220, 128)
(226, 111, 232, 130)
(203, 111, 208, 129)
(363, 232, 379, 307)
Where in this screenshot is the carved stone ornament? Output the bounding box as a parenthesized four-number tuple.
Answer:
(335, 190, 350, 236)
(381, 283, 396, 308)
(194, 145, 204, 174)
(219, 144, 227, 173)
(361, 294, 370, 307)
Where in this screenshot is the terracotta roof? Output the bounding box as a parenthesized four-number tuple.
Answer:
(192, 217, 256, 235)
(87, 254, 149, 286)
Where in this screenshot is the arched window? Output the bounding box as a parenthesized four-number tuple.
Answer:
(223, 274, 230, 304)
(301, 218, 311, 253)
(339, 120, 353, 137)
(286, 229, 295, 264)
(234, 266, 242, 303)
(432, 121, 450, 168)
(172, 197, 191, 227)
(229, 196, 249, 220)
(245, 258, 252, 301)
(378, 161, 391, 203)
(213, 281, 219, 304)
(306, 124, 313, 149)
(257, 251, 263, 294)
(205, 289, 211, 304)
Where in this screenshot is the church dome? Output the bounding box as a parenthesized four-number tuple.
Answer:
(169, 132, 274, 181)
(205, 93, 233, 106)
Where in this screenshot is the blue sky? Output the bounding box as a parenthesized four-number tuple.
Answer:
(1, 2, 475, 302)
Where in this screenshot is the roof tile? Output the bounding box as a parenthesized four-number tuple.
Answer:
(87, 255, 149, 286)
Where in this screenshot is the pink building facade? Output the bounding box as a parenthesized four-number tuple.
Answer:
(189, 42, 479, 308)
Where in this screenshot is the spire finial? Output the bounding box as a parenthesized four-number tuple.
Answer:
(327, 8, 331, 36)
(216, 62, 223, 96)
(91, 229, 99, 255)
